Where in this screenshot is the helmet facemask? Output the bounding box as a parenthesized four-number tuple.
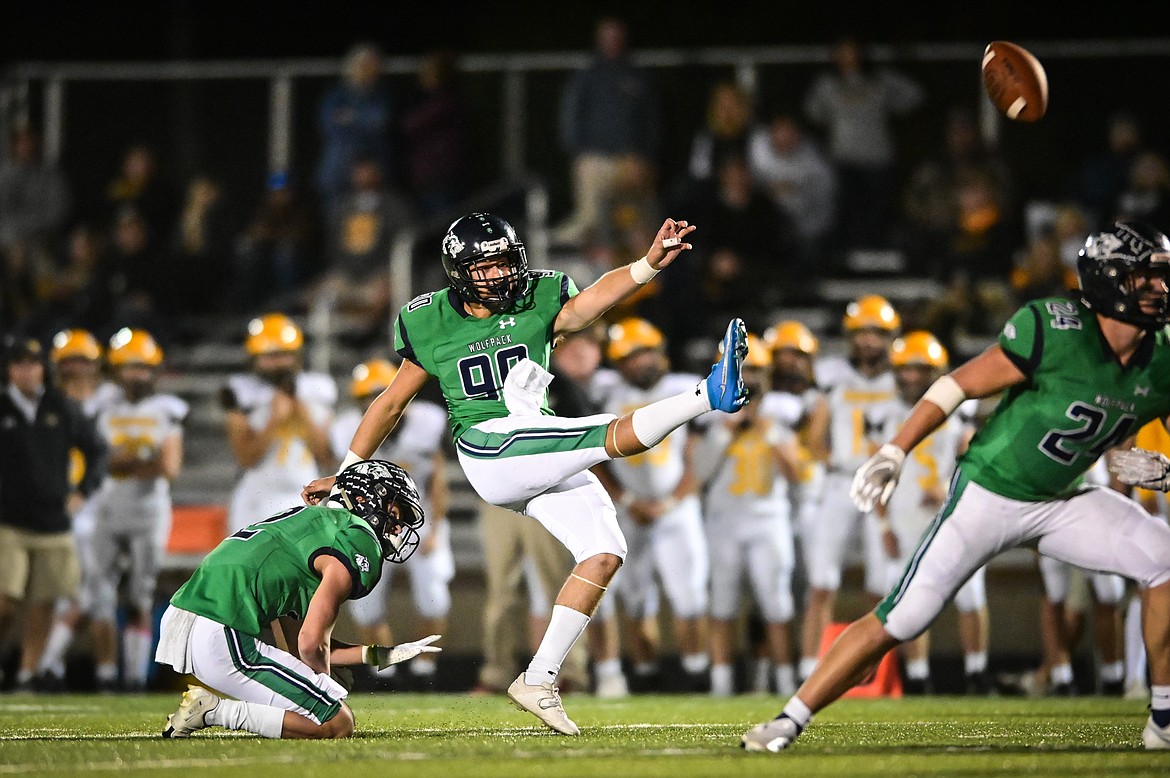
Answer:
(1078, 221, 1170, 330)
(333, 460, 426, 563)
(441, 214, 531, 314)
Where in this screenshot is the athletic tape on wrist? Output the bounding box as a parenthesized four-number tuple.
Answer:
(629, 256, 660, 284)
(922, 375, 967, 416)
(336, 449, 363, 475)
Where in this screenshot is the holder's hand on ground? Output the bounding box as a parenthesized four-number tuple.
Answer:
(645, 219, 697, 269)
(1107, 447, 1170, 491)
(301, 474, 337, 505)
(851, 444, 906, 512)
(363, 635, 442, 670)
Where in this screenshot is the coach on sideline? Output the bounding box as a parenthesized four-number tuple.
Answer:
(0, 335, 107, 690)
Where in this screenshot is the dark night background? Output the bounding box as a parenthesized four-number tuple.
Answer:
(2, 1, 1167, 252)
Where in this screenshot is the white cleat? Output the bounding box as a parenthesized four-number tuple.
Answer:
(162, 684, 220, 739)
(740, 715, 802, 753)
(595, 672, 630, 700)
(1143, 716, 1170, 750)
(507, 674, 580, 735)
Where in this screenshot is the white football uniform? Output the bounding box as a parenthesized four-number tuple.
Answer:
(870, 396, 987, 611)
(331, 399, 454, 625)
(91, 391, 188, 620)
(225, 372, 336, 533)
(805, 360, 895, 593)
(1037, 459, 1127, 606)
(597, 371, 709, 620)
(760, 387, 826, 543)
(700, 415, 797, 623)
(72, 380, 123, 614)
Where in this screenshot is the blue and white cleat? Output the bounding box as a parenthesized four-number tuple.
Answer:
(741, 714, 803, 752)
(705, 318, 749, 412)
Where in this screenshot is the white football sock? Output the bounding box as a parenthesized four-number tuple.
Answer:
(633, 661, 658, 677)
(1051, 662, 1074, 685)
(905, 658, 930, 680)
(1124, 596, 1147, 687)
(525, 605, 590, 685)
(774, 663, 796, 696)
(710, 664, 734, 696)
(964, 651, 988, 674)
(208, 699, 284, 738)
(122, 626, 153, 686)
(410, 656, 437, 676)
(1100, 660, 1124, 683)
(38, 622, 74, 675)
(628, 388, 711, 450)
(681, 652, 709, 674)
(594, 658, 623, 680)
(96, 663, 118, 683)
(798, 656, 818, 681)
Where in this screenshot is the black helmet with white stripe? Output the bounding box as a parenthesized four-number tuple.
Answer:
(440, 212, 530, 314)
(333, 460, 424, 563)
(1078, 220, 1170, 329)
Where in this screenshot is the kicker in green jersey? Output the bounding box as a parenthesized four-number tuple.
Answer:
(170, 505, 383, 636)
(960, 296, 1170, 501)
(394, 271, 578, 439)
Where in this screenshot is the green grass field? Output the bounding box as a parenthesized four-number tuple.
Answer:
(1, 692, 1166, 777)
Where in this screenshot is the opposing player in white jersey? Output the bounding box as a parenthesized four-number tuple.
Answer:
(594, 318, 711, 689)
(697, 334, 801, 696)
(796, 294, 900, 682)
(34, 329, 123, 689)
(866, 331, 989, 694)
(1035, 457, 1127, 695)
(90, 328, 187, 690)
(330, 358, 452, 687)
(223, 313, 336, 533)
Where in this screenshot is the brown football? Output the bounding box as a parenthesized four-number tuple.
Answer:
(981, 41, 1048, 122)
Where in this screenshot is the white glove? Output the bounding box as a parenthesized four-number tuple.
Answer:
(850, 444, 906, 512)
(1107, 447, 1170, 491)
(363, 634, 443, 670)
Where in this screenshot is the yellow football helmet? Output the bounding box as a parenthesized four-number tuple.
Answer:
(51, 329, 102, 362)
(890, 330, 949, 369)
(606, 317, 665, 363)
(763, 320, 819, 356)
(742, 333, 773, 369)
(246, 313, 304, 356)
(351, 358, 398, 399)
(843, 294, 902, 332)
(107, 328, 163, 366)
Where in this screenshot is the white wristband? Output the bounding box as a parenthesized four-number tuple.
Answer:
(921, 375, 967, 416)
(629, 256, 660, 284)
(336, 449, 363, 475)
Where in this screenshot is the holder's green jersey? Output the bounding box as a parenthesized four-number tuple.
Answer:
(170, 505, 383, 636)
(960, 297, 1170, 501)
(394, 272, 578, 440)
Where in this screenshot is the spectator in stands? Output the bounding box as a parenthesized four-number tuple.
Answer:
(553, 16, 661, 248)
(1070, 111, 1144, 231)
(803, 35, 924, 259)
(0, 242, 48, 335)
(0, 125, 72, 266)
(401, 49, 472, 219)
(171, 174, 235, 318)
(0, 336, 106, 691)
(104, 143, 178, 246)
(231, 170, 321, 313)
(89, 328, 186, 691)
(316, 42, 394, 217)
(670, 80, 758, 213)
(899, 106, 1013, 275)
(1115, 150, 1170, 232)
(1010, 226, 1078, 305)
(106, 205, 170, 333)
(747, 112, 838, 282)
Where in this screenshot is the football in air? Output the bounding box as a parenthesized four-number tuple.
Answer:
(981, 40, 1048, 122)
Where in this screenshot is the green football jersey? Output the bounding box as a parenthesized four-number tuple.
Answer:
(960, 297, 1170, 501)
(394, 271, 579, 439)
(170, 505, 383, 636)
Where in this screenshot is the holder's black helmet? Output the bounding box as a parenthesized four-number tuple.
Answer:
(1077, 220, 1170, 330)
(333, 460, 425, 563)
(441, 212, 529, 313)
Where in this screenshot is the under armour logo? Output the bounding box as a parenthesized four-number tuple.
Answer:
(1135, 385, 1151, 396)
(499, 317, 517, 329)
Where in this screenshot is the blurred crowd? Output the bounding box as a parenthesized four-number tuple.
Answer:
(1, 17, 1169, 698)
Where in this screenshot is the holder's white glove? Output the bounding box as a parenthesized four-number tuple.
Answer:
(851, 444, 906, 512)
(1107, 447, 1170, 491)
(363, 634, 442, 670)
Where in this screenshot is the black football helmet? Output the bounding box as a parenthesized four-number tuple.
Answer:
(332, 460, 425, 563)
(441, 212, 529, 313)
(1077, 220, 1170, 329)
